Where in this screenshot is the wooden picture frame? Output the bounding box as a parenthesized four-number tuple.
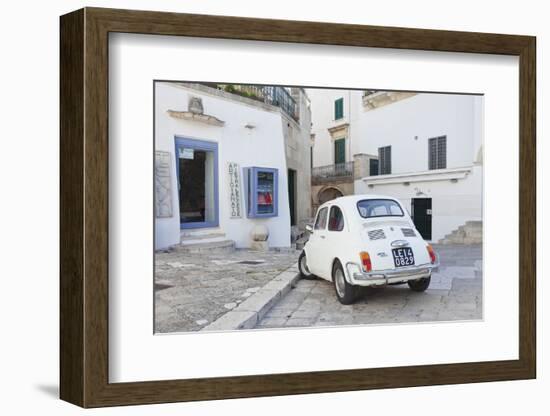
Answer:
(60, 7, 536, 408)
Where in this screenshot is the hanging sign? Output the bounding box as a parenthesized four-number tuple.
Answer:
(179, 147, 194, 159)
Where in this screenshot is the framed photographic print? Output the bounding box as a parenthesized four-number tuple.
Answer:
(60, 7, 536, 408)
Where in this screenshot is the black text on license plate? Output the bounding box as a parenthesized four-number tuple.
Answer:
(392, 247, 415, 267)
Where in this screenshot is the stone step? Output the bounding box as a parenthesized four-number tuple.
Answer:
(177, 240, 235, 253)
(462, 225, 482, 231)
(464, 220, 483, 227)
(180, 228, 228, 245)
(180, 232, 227, 245)
(439, 221, 483, 245)
(443, 231, 482, 240)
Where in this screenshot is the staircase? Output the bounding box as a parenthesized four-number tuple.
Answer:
(179, 229, 236, 253)
(439, 221, 482, 245)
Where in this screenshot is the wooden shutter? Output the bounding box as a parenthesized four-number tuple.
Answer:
(334, 139, 346, 164)
(369, 158, 379, 176)
(378, 146, 391, 174)
(334, 98, 343, 120)
(429, 136, 446, 170)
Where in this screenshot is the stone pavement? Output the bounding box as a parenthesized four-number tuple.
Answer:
(154, 248, 299, 333)
(255, 244, 482, 329)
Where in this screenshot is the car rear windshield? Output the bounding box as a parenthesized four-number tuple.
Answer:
(357, 199, 404, 218)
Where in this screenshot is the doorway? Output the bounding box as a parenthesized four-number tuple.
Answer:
(411, 198, 432, 240)
(175, 137, 219, 229)
(288, 169, 297, 226)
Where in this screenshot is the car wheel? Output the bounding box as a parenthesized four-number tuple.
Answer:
(298, 250, 315, 279)
(407, 276, 431, 292)
(332, 261, 356, 305)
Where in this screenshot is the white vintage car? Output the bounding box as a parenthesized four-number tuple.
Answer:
(299, 195, 439, 304)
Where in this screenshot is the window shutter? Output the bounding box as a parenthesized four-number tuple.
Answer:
(334, 98, 343, 120)
(369, 159, 379, 176)
(378, 146, 391, 174)
(429, 138, 437, 170)
(334, 139, 346, 164)
(429, 136, 447, 170)
(438, 136, 447, 169)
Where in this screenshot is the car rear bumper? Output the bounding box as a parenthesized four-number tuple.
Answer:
(345, 260, 439, 287)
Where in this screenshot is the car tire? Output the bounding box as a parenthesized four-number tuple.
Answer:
(332, 260, 356, 305)
(298, 250, 315, 279)
(407, 276, 431, 292)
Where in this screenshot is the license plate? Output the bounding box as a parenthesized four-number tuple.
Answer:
(392, 247, 415, 267)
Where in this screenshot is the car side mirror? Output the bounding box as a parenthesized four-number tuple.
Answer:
(305, 224, 313, 233)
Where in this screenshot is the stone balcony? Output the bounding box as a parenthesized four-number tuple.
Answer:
(362, 90, 417, 111)
(311, 162, 354, 185)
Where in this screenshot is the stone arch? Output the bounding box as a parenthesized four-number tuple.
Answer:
(317, 186, 344, 205)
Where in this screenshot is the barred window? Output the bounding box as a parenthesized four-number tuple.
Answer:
(429, 136, 447, 170)
(378, 146, 392, 175)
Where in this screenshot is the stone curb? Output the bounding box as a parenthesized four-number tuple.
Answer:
(201, 263, 300, 332)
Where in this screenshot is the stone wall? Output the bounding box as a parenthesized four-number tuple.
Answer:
(284, 88, 312, 228)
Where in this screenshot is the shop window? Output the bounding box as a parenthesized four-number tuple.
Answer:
(244, 167, 279, 218)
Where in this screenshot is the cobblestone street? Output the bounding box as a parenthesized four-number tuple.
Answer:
(155, 244, 481, 333)
(256, 244, 482, 329)
(155, 248, 299, 333)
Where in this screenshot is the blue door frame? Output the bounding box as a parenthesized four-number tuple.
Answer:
(174, 136, 219, 229)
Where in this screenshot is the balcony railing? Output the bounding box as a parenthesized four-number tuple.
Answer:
(212, 84, 299, 121)
(312, 162, 354, 185)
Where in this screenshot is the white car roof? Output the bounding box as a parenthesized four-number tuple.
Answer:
(318, 195, 410, 228)
(319, 194, 400, 211)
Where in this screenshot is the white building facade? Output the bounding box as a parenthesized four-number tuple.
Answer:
(155, 82, 311, 250)
(310, 89, 483, 243)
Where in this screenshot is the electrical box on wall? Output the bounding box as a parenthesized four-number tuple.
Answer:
(243, 167, 279, 218)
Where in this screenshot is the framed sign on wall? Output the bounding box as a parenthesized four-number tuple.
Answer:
(60, 7, 536, 408)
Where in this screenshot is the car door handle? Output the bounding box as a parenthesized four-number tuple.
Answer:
(320, 235, 326, 239)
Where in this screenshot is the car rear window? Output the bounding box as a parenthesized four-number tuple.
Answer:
(357, 199, 404, 218)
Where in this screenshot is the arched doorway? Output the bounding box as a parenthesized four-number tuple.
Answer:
(318, 187, 344, 205)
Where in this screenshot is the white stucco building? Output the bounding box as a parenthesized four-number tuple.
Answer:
(309, 89, 483, 243)
(155, 82, 311, 250)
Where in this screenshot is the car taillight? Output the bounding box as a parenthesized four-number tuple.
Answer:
(426, 244, 436, 264)
(360, 251, 372, 272)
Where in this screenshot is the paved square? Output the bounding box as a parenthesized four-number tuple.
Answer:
(155, 244, 481, 333)
(155, 248, 299, 333)
(255, 244, 482, 329)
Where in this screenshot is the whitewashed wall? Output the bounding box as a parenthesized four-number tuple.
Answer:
(355, 93, 483, 172)
(354, 165, 483, 242)
(308, 88, 363, 167)
(352, 93, 484, 242)
(155, 82, 291, 249)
